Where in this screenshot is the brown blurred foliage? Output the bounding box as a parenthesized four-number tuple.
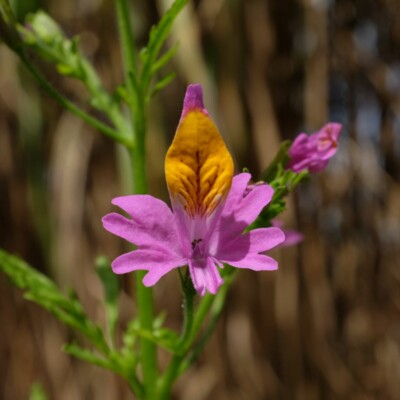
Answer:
(1, 0, 400, 399)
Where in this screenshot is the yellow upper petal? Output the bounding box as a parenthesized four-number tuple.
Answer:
(165, 85, 234, 217)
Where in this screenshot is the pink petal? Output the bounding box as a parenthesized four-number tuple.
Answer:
(280, 229, 303, 247)
(221, 253, 278, 271)
(188, 257, 223, 296)
(102, 195, 182, 254)
(271, 219, 303, 247)
(289, 133, 308, 156)
(216, 176, 274, 240)
(222, 173, 252, 215)
(247, 228, 286, 252)
(181, 84, 208, 116)
(214, 228, 284, 261)
(307, 159, 329, 173)
(232, 183, 274, 225)
(143, 259, 188, 286)
(112, 249, 186, 284)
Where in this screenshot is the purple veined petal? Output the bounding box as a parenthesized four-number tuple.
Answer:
(169, 197, 191, 250)
(247, 227, 285, 252)
(103, 195, 183, 254)
(221, 253, 279, 271)
(112, 248, 186, 282)
(219, 182, 274, 237)
(188, 257, 223, 296)
(222, 173, 252, 215)
(213, 227, 284, 261)
(143, 259, 188, 286)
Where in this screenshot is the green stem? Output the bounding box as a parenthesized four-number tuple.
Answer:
(187, 294, 215, 346)
(115, 0, 139, 117)
(115, 0, 137, 81)
(157, 273, 195, 399)
(260, 140, 291, 183)
(115, 1, 157, 396)
(179, 279, 232, 375)
(157, 270, 236, 399)
(130, 87, 156, 400)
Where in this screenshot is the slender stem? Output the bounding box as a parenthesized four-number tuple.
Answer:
(178, 269, 236, 377)
(179, 280, 231, 375)
(115, 0, 139, 118)
(130, 132, 157, 397)
(157, 274, 195, 399)
(115, 0, 138, 82)
(187, 294, 215, 347)
(125, 371, 145, 399)
(116, 1, 157, 396)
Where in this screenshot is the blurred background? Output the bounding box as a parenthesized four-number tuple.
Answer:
(1, 0, 400, 399)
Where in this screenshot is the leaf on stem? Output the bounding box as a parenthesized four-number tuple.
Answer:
(150, 72, 176, 99)
(0, 249, 109, 354)
(140, 0, 188, 93)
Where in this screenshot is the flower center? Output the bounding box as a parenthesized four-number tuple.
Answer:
(191, 238, 204, 259)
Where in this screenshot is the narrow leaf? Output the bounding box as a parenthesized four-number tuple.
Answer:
(150, 72, 176, 99)
(141, 0, 188, 91)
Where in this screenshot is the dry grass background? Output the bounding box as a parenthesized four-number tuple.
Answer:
(1, 0, 400, 399)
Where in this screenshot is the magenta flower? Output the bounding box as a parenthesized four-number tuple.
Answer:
(271, 219, 303, 248)
(102, 84, 285, 296)
(287, 123, 342, 173)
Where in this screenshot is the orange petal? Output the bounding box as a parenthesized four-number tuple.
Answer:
(165, 84, 234, 217)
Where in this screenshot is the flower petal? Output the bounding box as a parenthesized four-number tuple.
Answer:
(213, 174, 274, 246)
(102, 195, 182, 254)
(287, 123, 342, 173)
(188, 257, 223, 296)
(214, 227, 284, 261)
(279, 229, 303, 247)
(222, 173, 274, 226)
(247, 227, 285, 252)
(222, 173, 252, 215)
(112, 249, 186, 284)
(165, 84, 234, 219)
(221, 253, 278, 271)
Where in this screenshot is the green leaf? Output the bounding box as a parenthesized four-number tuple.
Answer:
(150, 72, 176, 99)
(63, 343, 114, 370)
(153, 311, 167, 330)
(0, 249, 109, 355)
(140, 0, 188, 92)
(96, 256, 120, 345)
(251, 169, 309, 228)
(29, 383, 48, 400)
(260, 140, 291, 183)
(151, 42, 179, 73)
(134, 327, 180, 353)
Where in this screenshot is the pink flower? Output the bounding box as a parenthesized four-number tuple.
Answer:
(287, 123, 342, 173)
(102, 84, 285, 296)
(271, 219, 303, 247)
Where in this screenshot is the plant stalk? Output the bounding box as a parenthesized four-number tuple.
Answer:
(116, 0, 157, 397)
